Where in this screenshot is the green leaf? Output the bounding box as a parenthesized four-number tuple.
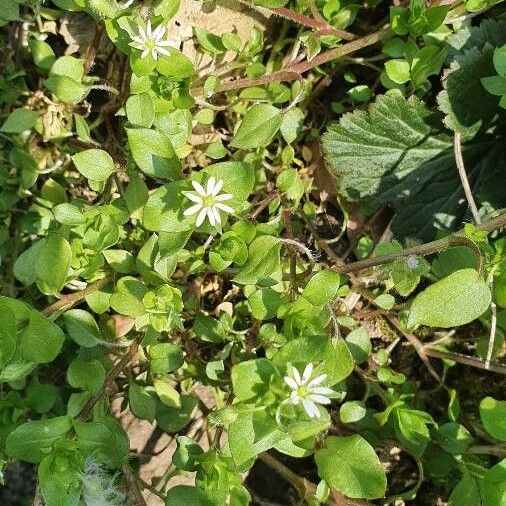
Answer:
(229, 410, 286, 470)
(125, 171, 149, 219)
(0, 305, 16, 368)
(147, 343, 183, 373)
(247, 288, 283, 320)
(315, 435, 387, 499)
(302, 270, 341, 306)
(481, 75, 506, 95)
(53, 203, 86, 226)
(19, 310, 66, 364)
(50, 55, 84, 81)
(385, 59, 411, 84)
(157, 395, 198, 433)
(29, 38, 55, 70)
(6, 416, 73, 463)
(129, 382, 156, 422)
(345, 327, 371, 364)
(481, 459, 506, 506)
(436, 422, 473, 454)
(34, 234, 72, 295)
(26, 381, 57, 414)
(44, 75, 88, 103)
(480, 396, 506, 441)
(493, 44, 506, 76)
(438, 45, 500, 135)
(72, 149, 116, 181)
(126, 93, 155, 128)
(340, 401, 366, 423)
(154, 378, 181, 407)
(172, 436, 204, 471)
(0, 108, 38, 133)
(110, 276, 148, 317)
(393, 407, 434, 457)
(233, 235, 282, 285)
(74, 418, 129, 468)
(126, 128, 181, 179)
(38, 442, 84, 506)
(407, 269, 491, 328)
(231, 358, 279, 402)
(322, 90, 498, 240)
(230, 104, 283, 149)
(103, 249, 136, 273)
(67, 358, 105, 394)
(62, 309, 101, 347)
(448, 472, 480, 506)
(194, 26, 226, 54)
(165, 485, 212, 506)
(280, 107, 304, 144)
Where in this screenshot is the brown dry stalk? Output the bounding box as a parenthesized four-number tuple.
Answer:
(77, 334, 143, 421)
(191, 27, 391, 96)
(42, 277, 112, 316)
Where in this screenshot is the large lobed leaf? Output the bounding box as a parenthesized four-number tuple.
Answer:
(322, 90, 505, 240)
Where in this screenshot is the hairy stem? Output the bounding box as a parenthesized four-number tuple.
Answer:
(334, 212, 506, 275)
(454, 133, 481, 225)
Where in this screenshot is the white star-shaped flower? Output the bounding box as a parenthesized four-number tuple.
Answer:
(129, 20, 179, 60)
(183, 177, 234, 228)
(284, 363, 334, 419)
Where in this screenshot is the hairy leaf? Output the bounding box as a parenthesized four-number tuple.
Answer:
(322, 90, 503, 239)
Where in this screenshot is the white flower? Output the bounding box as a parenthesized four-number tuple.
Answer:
(183, 177, 234, 228)
(284, 363, 334, 419)
(129, 20, 179, 60)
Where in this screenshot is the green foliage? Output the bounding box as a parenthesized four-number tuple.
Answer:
(315, 435, 387, 499)
(407, 269, 491, 328)
(0, 2, 505, 505)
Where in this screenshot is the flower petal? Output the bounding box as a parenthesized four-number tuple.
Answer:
(307, 394, 331, 405)
(291, 365, 302, 385)
(302, 363, 313, 384)
(308, 374, 327, 387)
(290, 391, 300, 405)
(302, 399, 320, 418)
(152, 49, 158, 60)
(213, 206, 221, 225)
(284, 376, 298, 390)
(158, 38, 179, 48)
(309, 386, 334, 396)
(153, 24, 165, 39)
(137, 25, 147, 40)
(146, 20, 152, 37)
(214, 193, 233, 201)
(215, 203, 234, 214)
(141, 48, 149, 59)
(211, 178, 223, 196)
(206, 176, 216, 195)
(156, 46, 170, 57)
(182, 191, 203, 204)
(195, 207, 207, 227)
(130, 36, 145, 45)
(192, 180, 206, 196)
(183, 204, 202, 217)
(207, 207, 216, 227)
